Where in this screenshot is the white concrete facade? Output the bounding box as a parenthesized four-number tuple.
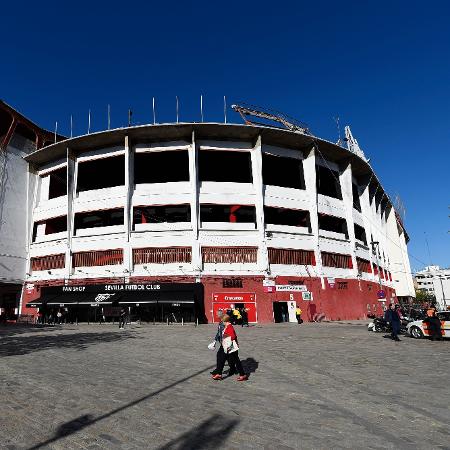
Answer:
(23, 123, 415, 303)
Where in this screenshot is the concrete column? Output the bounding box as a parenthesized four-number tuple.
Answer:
(251, 134, 269, 273)
(66, 148, 76, 278)
(189, 130, 201, 273)
(340, 160, 358, 278)
(124, 135, 133, 274)
(303, 145, 324, 287)
(359, 175, 377, 283)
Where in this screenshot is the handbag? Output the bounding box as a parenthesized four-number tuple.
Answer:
(222, 336, 239, 353)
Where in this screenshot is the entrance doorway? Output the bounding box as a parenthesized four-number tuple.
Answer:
(273, 301, 289, 323)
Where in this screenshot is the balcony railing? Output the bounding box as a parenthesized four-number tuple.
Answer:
(31, 254, 65, 271)
(73, 249, 123, 267)
(133, 247, 192, 264)
(268, 248, 315, 265)
(202, 247, 258, 264)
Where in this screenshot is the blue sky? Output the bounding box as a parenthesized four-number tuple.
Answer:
(2, 0, 449, 270)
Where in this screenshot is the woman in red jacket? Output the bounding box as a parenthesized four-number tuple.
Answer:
(212, 315, 248, 381)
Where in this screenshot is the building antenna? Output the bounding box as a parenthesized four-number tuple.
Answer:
(334, 116, 342, 146)
(152, 97, 156, 125)
(88, 109, 91, 134)
(54, 121, 58, 143)
(424, 231, 433, 266)
(200, 95, 204, 122)
(107, 104, 111, 130)
(224, 96, 227, 124)
(70, 115, 73, 138)
(176, 96, 179, 123)
(128, 109, 132, 127)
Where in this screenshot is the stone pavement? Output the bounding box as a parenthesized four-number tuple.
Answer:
(0, 321, 449, 450)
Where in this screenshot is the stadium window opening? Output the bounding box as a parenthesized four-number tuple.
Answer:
(198, 150, 253, 183)
(133, 205, 191, 227)
(262, 153, 305, 189)
(354, 224, 367, 245)
(318, 213, 348, 239)
(32, 215, 67, 242)
(74, 208, 124, 233)
(46, 167, 67, 199)
(352, 183, 361, 212)
(200, 204, 256, 224)
(77, 155, 125, 192)
(134, 150, 189, 184)
(264, 206, 311, 231)
(316, 165, 342, 199)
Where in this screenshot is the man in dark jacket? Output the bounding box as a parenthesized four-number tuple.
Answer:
(385, 304, 401, 341)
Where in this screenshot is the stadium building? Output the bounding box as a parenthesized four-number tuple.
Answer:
(13, 104, 415, 323)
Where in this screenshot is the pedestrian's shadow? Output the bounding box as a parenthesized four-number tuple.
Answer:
(241, 357, 259, 377)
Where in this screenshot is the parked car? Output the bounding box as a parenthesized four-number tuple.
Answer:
(406, 311, 450, 339)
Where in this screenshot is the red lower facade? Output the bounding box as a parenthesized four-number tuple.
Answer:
(21, 275, 395, 323)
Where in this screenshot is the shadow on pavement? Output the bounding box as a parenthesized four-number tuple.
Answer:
(28, 364, 216, 450)
(157, 414, 239, 450)
(241, 357, 258, 373)
(0, 331, 136, 357)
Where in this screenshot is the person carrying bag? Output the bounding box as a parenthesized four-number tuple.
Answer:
(211, 314, 248, 381)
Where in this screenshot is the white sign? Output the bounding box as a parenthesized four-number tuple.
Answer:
(302, 291, 313, 301)
(263, 279, 276, 287)
(94, 293, 116, 303)
(275, 285, 308, 292)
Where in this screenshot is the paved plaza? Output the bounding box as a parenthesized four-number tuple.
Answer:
(1, 321, 449, 450)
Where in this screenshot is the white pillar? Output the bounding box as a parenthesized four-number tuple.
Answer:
(251, 134, 269, 273)
(189, 130, 201, 273)
(303, 145, 324, 287)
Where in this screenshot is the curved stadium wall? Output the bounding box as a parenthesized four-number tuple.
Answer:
(20, 123, 414, 323)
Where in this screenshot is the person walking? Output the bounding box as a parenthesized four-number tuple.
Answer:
(241, 308, 249, 327)
(295, 306, 303, 324)
(210, 312, 236, 378)
(211, 314, 248, 381)
(385, 303, 401, 341)
(119, 307, 127, 329)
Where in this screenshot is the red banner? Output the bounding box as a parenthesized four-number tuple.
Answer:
(213, 292, 256, 302)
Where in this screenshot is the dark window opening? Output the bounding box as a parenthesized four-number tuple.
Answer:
(198, 150, 252, 183)
(77, 155, 125, 192)
(268, 248, 315, 265)
(262, 153, 305, 189)
(316, 165, 342, 199)
(354, 224, 367, 244)
(369, 183, 377, 205)
(48, 167, 67, 199)
(223, 278, 243, 288)
(337, 281, 348, 290)
(200, 204, 256, 224)
(264, 207, 311, 231)
(321, 252, 353, 269)
(75, 209, 124, 231)
(318, 214, 348, 238)
(133, 205, 191, 226)
(45, 216, 67, 235)
(134, 150, 189, 184)
(352, 183, 361, 212)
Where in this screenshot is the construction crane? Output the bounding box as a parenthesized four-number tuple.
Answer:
(231, 103, 310, 135)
